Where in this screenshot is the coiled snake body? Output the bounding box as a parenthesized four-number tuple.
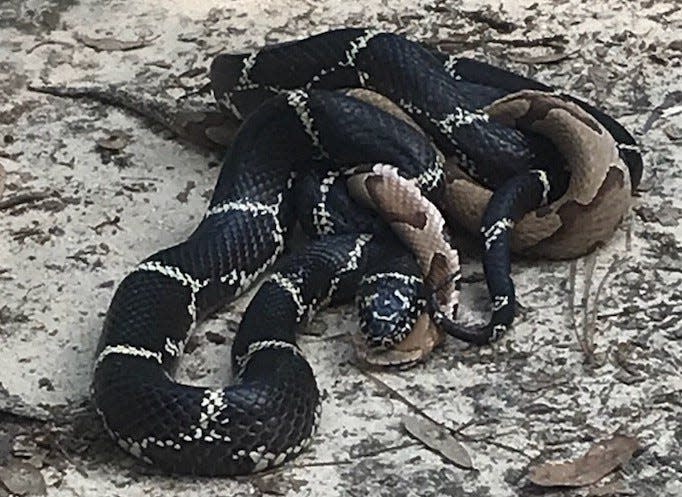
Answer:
(92, 29, 642, 475)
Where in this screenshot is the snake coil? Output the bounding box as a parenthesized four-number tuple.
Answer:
(92, 28, 642, 475)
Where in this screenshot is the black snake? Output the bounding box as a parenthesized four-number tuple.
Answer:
(92, 28, 642, 475)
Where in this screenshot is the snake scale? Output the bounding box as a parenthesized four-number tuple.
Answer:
(92, 28, 642, 475)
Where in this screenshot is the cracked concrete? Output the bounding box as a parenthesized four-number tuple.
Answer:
(0, 0, 680, 496)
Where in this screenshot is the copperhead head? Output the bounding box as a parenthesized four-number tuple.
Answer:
(344, 88, 635, 364)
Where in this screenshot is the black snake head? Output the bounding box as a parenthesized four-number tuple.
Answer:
(357, 264, 425, 348)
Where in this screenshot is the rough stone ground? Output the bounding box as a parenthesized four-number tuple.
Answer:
(0, 0, 680, 496)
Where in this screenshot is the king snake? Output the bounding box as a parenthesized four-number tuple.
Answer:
(92, 28, 643, 475)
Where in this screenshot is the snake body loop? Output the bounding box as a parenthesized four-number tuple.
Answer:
(93, 29, 642, 475)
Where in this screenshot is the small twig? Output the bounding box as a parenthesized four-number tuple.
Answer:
(27, 83, 173, 128)
(432, 34, 567, 52)
(359, 369, 437, 424)
(352, 441, 419, 459)
(89, 215, 121, 234)
(450, 417, 480, 435)
(28, 82, 236, 150)
(580, 252, 598, 361)
(597, 306, 682, 320)
(588, 256, 628, 342)
(290, 459, 353, 468)
(653, 265, 682, 273)
(359, 370, 529, 457)
(120, 175, 159, 181)
(492, 35, 567, 49)
(567, 261, 587, 355)
(21, 284, 44, 303)
(456, 432, 530, 458)
(26, 40, 74, 54)
(0, 190, 53, 210)
(462, 9, 517, 34)
(10, 227, 43, 242)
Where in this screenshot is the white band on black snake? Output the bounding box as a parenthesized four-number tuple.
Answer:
(92, 28, 642, 475)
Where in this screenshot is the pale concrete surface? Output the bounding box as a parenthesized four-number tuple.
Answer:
(0, 0, 680, 496)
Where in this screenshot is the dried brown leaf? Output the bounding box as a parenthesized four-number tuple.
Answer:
(96, 131, 130, 151)
(173, 110, 238, 149)
(508, 50, 573, 64)
(528, 434, 640, 487)
(588, 480, 635, 496)
(402, 415, 473, 469)
(75, 33, 158, 52)
(204, 124, 237, 147)
(0, 458, 47, 496)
